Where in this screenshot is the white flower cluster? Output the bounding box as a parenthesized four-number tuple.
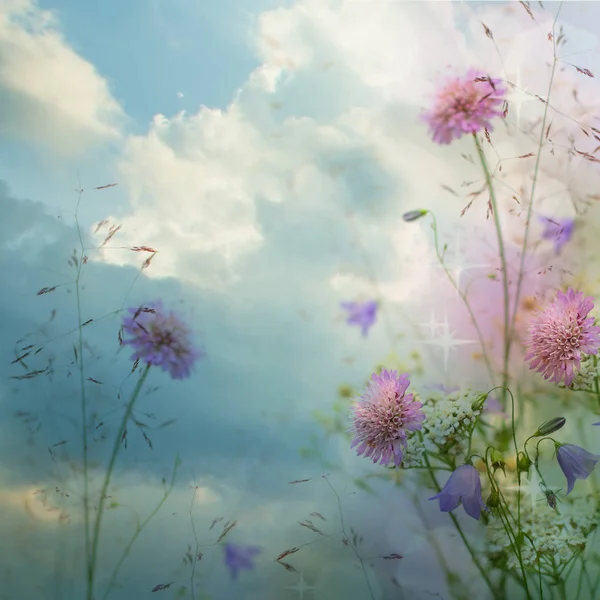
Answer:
(420, 389, 483, 455)
(566, 354, 599, 391)
(400, 432, 425, 468)
(487, 497, 598, 573)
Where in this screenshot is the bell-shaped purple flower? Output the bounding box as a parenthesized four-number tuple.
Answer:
(556, 443, 600, 495)
(429, 464, 487, 520)
(224, 543, 261, 580)
(340, 300, 378, 337)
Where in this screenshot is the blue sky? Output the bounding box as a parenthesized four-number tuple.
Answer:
(3, 1, 600, 599)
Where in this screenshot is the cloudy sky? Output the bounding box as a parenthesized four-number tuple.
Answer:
(3, 1, 600, 599)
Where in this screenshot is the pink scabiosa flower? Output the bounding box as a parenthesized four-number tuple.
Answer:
(121, 300, 204, 380)
(429, 464, 487, 520)
(525, 288, 600, 387)
(421, 69, 506, 145)
(349, 369, 425, 466)
(555, 443, 600, 495)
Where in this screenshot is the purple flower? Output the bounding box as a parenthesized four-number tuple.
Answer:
(421, 69, 506, 145)
(121, 300, 203, 380)
(556, 443, 600, 494)
(224, 543, 261, 580)
(539, 216, 575, 254)
(349, 369, 425, 467)
(403, 209, 428, 222)
(340, 300, 378, 337)
(594, 422, 600, 426)
(525, 288, 600, 387)
(429, 464, 487, 520)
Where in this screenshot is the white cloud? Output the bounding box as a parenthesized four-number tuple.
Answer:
(96, 0, 600, 307)
(0, 0, 125, 155)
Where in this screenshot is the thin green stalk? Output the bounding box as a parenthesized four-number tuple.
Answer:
(74, 181, 91, 573)
(423, 452, 499, 599)
(472, 134, 510, 407)
(510, 4, 562, 336)
(429, 213, 496, 385)
(86, 364, 152, 600)
(101, 454, 180, 600)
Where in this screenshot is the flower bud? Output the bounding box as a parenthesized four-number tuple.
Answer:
(402, 209, 428, 223)
(490, 448, 506, 475)
(471, 393, 488, 412)
(486, 489, 500, 508)
(516, 452, 532, 473)
(533, 417, 566, 437)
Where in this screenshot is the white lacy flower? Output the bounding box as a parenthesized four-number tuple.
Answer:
(400, 431, 425, 468)
(487, 495, 598, 573)
(565, 354, 599, 391)
(420, 389, 484, 455)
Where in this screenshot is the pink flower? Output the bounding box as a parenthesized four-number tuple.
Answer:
(525, 288, 600, 387)
(421, 69, 506, 145)
(349, 369, 425, 467)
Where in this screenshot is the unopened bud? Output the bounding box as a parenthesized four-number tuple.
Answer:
(402, 209, 428, 223)
(486, 490, 500, 508)
(471, 393, 488, 413)
(533, 417, 566, 437)
(490, 448, 506, 475)
(516, 453, 532, 473)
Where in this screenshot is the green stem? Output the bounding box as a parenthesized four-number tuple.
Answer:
(429, 213, 496, 385)
(472, 134, 510, 408)
(423, 452, 499, 598)
(86, 364, 152, 600)
(510, 5, 562, 338)
(101, 454, 180, 600)
(74, 186, 91, 576)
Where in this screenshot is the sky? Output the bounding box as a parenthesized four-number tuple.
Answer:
(3, 1, 600, 599)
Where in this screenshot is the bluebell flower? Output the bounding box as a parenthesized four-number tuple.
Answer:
(539, 216, 574, 255)
(555, 443, 600, 494)
(340, 300, 378, 337)
(429, 464, 487, 520)
(402, 209, 428, 222)
(224, 543, 261, 580)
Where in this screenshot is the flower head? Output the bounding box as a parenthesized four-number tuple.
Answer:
(556, 443, 600, 495)
(402, 209, 429, 223)
(121, 300, 203, 380)
(525, 288, 600, 387)
(340, 300, 378, 337)
(539, 216, 575, 255)
(429, 464, 487, 520)
(421, 69, 506, 145)
(349, 369, 425, 467)
(224, 543, 261, 580)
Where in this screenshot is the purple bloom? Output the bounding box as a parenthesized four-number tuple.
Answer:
(539, 216, 575, 254)
(421, 69, 506, 145)
(349, 369, 425, 467)
(556, 443, 600, 495)
(594, 422, 600, 426)
(224, 543, 261, 580)
(429, 464, 487, 520)
(340, 300, 378, 337)
(525, 288, 600, 387)
(121, 300, 203, 380)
